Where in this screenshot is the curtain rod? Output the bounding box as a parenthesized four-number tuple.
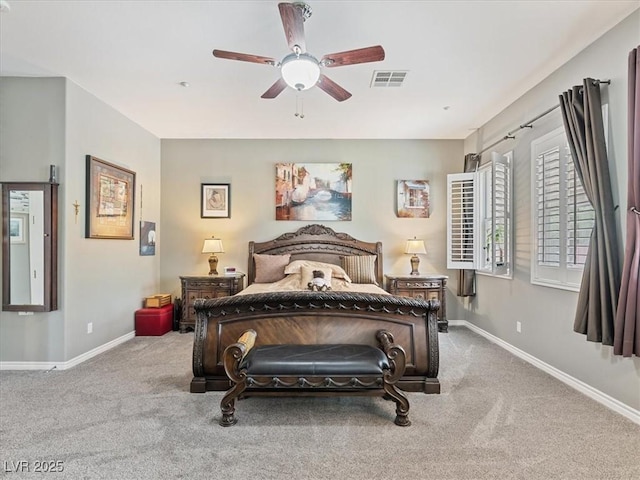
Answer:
(475, 79, 611, 156)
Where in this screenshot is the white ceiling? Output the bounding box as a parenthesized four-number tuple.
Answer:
(1, 0, 638, 139)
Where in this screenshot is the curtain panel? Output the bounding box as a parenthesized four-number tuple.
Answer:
(559, 79, 621, 345)
(614, 47, 640, 357)
(456, 153, 480, 297)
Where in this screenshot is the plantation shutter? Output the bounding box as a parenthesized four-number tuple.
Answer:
(566, 153, 595, 267)
(447, 172, 479, 269)
(535, 146, 562, 267)
(492, 152, 510, 275)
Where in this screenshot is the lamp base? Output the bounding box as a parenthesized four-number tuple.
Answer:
(410, 255, 420, 275)
(208, 254, 219, 276)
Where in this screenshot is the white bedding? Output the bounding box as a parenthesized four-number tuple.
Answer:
(238, 272, 388, 296)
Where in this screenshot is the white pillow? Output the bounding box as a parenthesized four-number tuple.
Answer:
(284, 260, 351, 282)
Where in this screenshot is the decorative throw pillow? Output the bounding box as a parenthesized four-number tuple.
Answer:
(284, 260, 352, 282)
(340, 255, 378, 285)
(300, 265, 333, 290)
(253, 253, 291, 283)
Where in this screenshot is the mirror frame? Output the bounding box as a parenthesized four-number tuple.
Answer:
(2, 182, 58, 312)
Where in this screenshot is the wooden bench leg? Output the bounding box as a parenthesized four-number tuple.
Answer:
(219, 329, 256, 427)
(377, 329, 411, 426)
(383, 382, 411, 426)
(219, 380, 247, 427)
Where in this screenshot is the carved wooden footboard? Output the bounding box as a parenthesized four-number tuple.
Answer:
(191, 291, 440, 394)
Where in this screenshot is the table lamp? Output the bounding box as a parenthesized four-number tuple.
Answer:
(202, 237, 224, 275)
(405, 238, 426, 275)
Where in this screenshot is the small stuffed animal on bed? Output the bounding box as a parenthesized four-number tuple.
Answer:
(308, 270, 331, 291)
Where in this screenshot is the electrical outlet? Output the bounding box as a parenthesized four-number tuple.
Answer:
(516, 321, 522, 333)
(87, 322, 93, 334)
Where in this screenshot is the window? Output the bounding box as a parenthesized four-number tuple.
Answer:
(478, 152, 512, 277)
(447, 151, 512, 277)
(531, 127, 594, 290)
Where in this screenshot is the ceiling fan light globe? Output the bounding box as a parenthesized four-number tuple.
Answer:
(281, 53, 320, 91)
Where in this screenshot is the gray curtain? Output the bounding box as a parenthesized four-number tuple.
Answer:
(559, 79, 621, 345)
(614, 47, 640, 357)
(456, 153, 480, 297)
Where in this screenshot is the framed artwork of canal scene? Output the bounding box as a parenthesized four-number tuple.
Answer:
(276, 163, 352, 221)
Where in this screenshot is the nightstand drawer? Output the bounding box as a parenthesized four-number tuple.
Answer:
(395, 280, 442, 289)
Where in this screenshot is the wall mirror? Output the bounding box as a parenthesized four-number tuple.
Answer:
(2, 182, 58, 312)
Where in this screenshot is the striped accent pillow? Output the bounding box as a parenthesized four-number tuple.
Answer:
(340, 255, 378, 285)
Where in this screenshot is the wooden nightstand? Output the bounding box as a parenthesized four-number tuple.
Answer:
(385, 274, 448, 332)
(179, 274, 245, 332)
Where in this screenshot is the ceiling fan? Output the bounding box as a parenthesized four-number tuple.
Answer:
(212, 2, 385, 102)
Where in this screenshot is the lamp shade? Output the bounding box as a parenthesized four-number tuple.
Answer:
(202, 238, 224, 254)
(281, 53, 320, 91)
(405, 238, 426, 255)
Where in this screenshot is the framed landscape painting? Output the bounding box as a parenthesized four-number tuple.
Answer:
(275, 163, 352, 221)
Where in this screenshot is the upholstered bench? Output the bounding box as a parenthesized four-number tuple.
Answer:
(219, 329, 410, 427)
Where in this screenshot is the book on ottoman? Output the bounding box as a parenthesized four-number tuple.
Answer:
(135, 304, 173, 336)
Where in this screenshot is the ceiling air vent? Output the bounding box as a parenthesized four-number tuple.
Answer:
(371, 70, 408, 87)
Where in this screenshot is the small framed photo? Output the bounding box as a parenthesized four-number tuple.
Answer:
(201, 183, 230, 218)
(9, 216, 25, 244)
(139, 221, 156, 256)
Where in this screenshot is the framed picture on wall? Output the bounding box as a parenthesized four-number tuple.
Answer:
(275, 163, 352, 221)
(396, 180, 430, 218)
(85, 155, 136, 239)
(139, 221, 156, 256)
(201, 183, 230, 218)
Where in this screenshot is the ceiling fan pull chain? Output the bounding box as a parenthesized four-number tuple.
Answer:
(294, 96, 305, 119)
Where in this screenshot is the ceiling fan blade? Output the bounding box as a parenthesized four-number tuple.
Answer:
(261, 78, 288, 99)
(317, 75, 352, 102)
(321, 45, 385, 67)
(212, 49, 276, 66)
(278, 2, 306, 52)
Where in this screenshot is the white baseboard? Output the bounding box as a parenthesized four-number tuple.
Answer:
(0, 331, 135, 371)
(449, 320, 640, 426)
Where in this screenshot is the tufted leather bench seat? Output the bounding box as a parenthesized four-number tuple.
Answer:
(219, 329, 410, 427)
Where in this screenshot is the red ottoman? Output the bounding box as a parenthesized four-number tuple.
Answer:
(135, 304, 173, 336)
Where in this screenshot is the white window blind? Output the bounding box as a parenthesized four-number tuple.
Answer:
(531, 127, 595, 290)
(566, 158, 594, 267)
(447, 172, 478, 269)
(491, 152, 511, 276)
(535, 146, 561, 267)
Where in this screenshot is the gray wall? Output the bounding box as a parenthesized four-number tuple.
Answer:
(159, 139, 463, 297)
(458, 11, 640, 410)
(0, 77, 66, 361)
(0, 77, 161, 363)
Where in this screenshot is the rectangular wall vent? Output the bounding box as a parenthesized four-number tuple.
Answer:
(371, 70, 408, 87)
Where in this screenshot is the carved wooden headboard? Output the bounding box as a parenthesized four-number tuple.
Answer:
(247, 224, 383, 285)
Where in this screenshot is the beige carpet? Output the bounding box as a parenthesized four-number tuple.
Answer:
(0, 327, 638, 480)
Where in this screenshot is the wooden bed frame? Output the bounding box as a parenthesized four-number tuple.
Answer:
(191, 224, 440, 394)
